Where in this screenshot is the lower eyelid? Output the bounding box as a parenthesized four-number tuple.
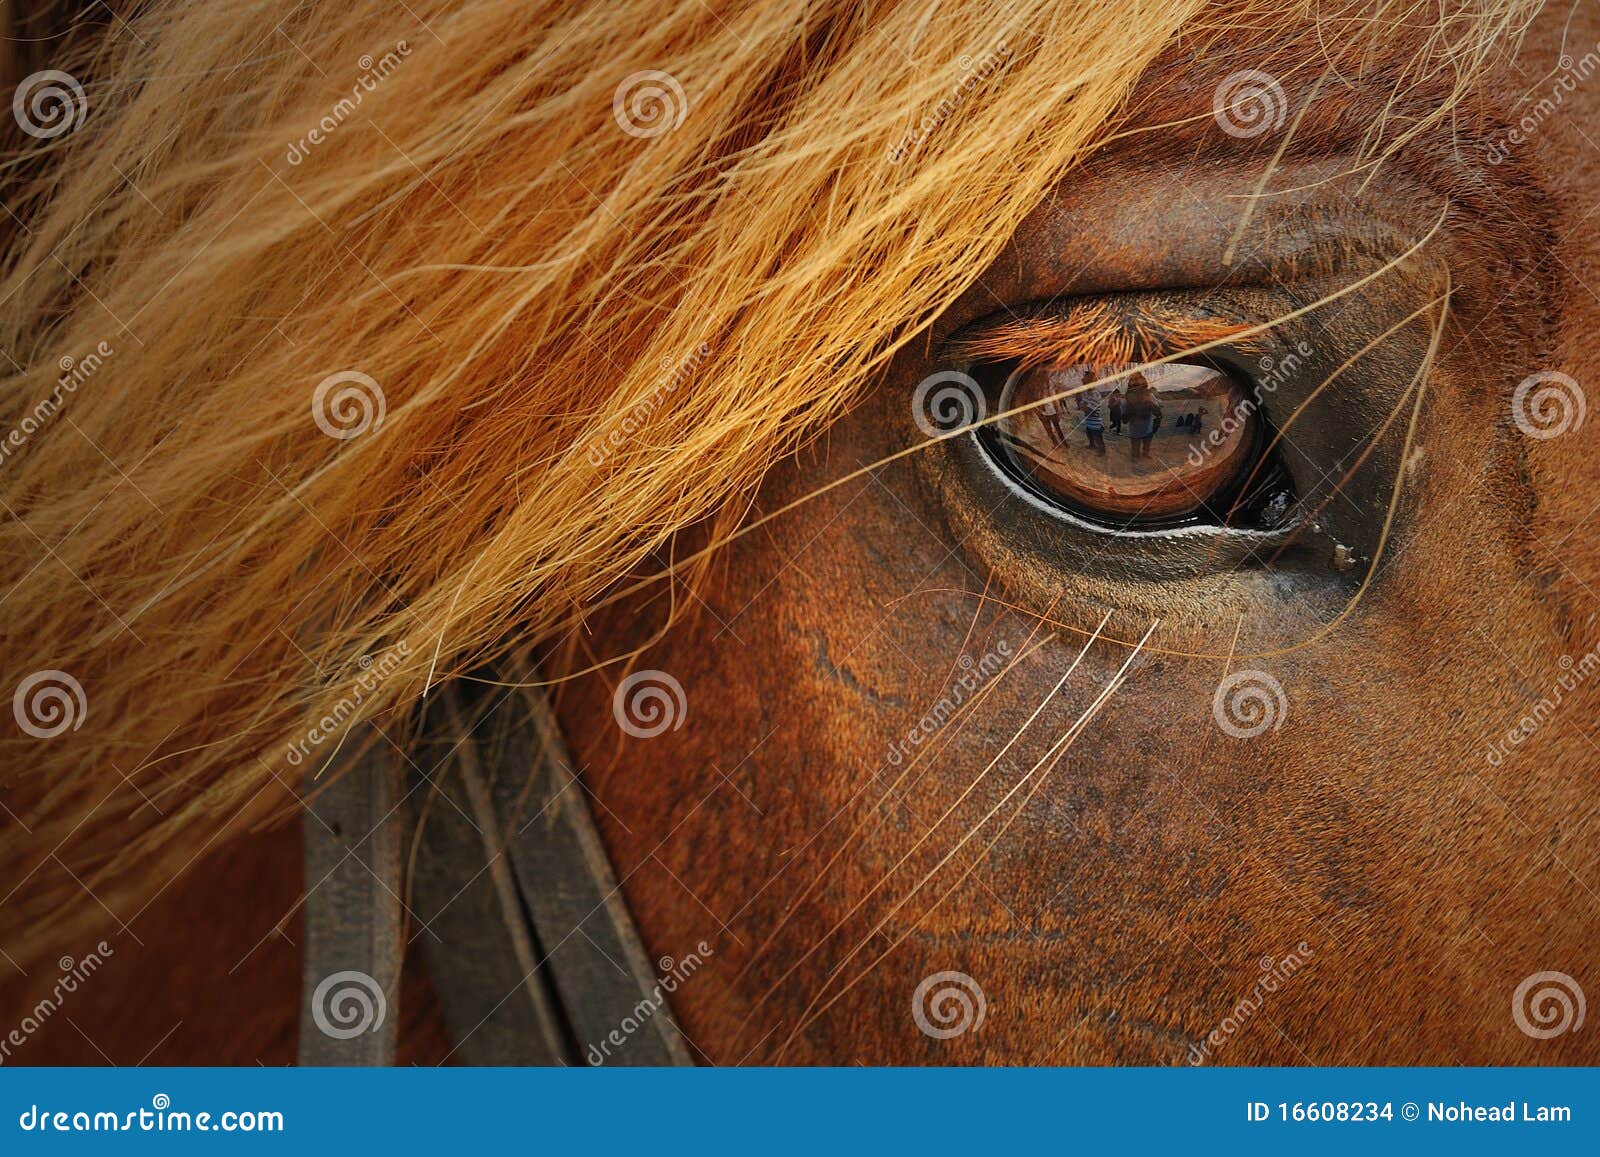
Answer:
(919, 422, 1302, 601)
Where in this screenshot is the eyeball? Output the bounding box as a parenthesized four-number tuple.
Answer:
(981, 360, 1284, 530)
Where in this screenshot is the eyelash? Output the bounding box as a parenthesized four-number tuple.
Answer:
(947, 298, 1261, 370)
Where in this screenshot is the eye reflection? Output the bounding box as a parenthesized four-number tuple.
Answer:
(987, 361, 1279, 529)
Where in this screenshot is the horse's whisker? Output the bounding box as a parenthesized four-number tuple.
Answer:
(768, 617, 1154, 1061)
(724, 604, 1083, 1052)
(725, 599, 1059, 962)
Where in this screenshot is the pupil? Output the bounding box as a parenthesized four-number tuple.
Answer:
(992, 361, 1261, 527)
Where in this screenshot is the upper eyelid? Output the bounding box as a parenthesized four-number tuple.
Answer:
(946, 297, 1264, 370)
(951, 180, 1434, 328)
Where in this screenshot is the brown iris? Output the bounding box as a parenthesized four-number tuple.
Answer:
(992, 361, 1259, 526)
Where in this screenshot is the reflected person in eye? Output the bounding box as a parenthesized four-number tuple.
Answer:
(1076, 369, 1107, 453)
(1039, 392, 1066, 448)
(1123, 373, 1158, 460)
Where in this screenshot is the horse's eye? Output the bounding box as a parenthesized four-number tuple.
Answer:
(972, 360, 1297, 532)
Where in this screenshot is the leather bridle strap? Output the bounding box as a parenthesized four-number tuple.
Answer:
(297, 741, 404, 1065)
(297, 680, 693, 1067)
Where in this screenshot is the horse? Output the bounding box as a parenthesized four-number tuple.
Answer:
(1, 0, 1596, 1066)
